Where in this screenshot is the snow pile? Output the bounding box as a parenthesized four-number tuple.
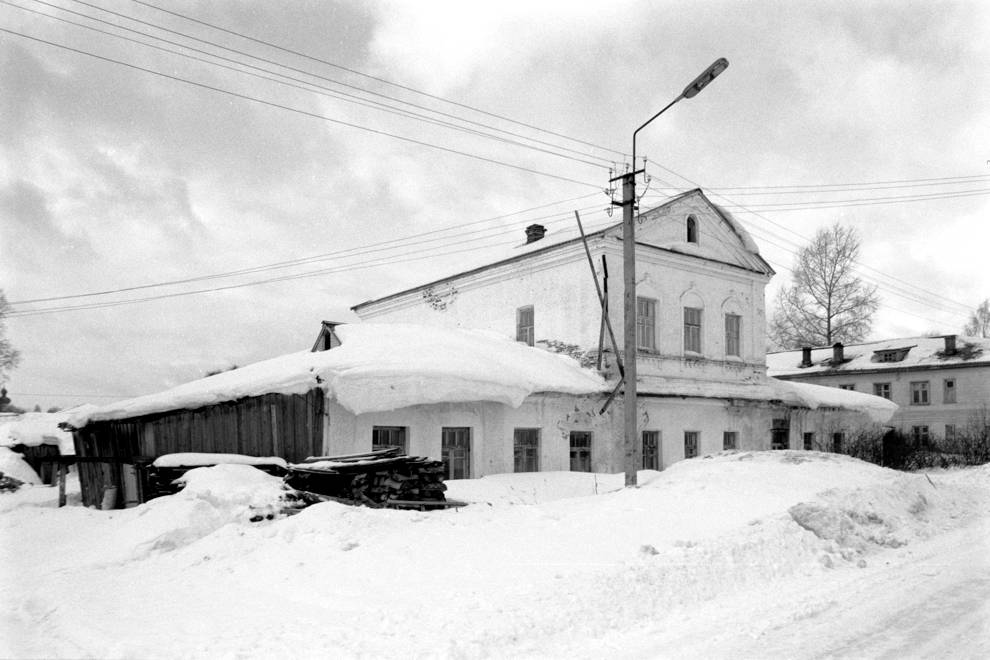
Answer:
(0, 412, 75, 454)
(68, 323, 606, 427)
(0, 447, 41, 485)
(1, 452, 986, 659)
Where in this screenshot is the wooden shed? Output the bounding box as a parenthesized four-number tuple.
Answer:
(71, 388, 325, 508)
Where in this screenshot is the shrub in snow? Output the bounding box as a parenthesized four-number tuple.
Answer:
(0, 471, 25, 493)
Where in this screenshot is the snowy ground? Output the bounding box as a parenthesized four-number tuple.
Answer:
(1, 451, 988, 659)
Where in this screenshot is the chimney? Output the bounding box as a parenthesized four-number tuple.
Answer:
(832, 342, 844, 364)
(800, 347, 813, 368)
(944, 334, 957, 355)
(525, 224, 547, 244)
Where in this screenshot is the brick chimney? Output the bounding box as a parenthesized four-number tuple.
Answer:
(943, 334, 957, 355)
(800, 347, 813, 368)
(525, 224, 547, 244)
(832, 342, 844, 364)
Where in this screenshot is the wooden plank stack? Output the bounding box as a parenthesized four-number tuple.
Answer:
(285, 448, 449, 510)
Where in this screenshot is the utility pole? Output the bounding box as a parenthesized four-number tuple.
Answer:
(619, 168, 640, 487)
(617, 58, 730, 488)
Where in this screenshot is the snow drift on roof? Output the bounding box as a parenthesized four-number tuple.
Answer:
(67, 323, 606, 427)
(0, 412, 75, 454)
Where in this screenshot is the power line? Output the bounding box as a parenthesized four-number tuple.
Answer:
(643, 160, 975, 318)
(705, 173, 990, 191)
(9, 209, 620, 317)
(9, 194, 605, 305)
(0, 26, 604, 190)
(126, 0, 629, 160)
(9, 0, 607, 169)
(44, 0, 616, 167)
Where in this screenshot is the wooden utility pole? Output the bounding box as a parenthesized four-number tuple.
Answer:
(621, 170, 640, 486)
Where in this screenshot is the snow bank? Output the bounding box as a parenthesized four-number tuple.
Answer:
(67, 323, 606, 427)
(2, 451, 985, 659)
(0, 446, 41, 485)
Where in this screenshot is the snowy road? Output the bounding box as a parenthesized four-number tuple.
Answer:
(625, 498, 990, 659)
(2, 453, 988, 659)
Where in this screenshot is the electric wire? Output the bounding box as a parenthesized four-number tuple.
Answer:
(0, 26, 604, 190)
(8, 0, 606, 168)
(48, 0, 617, 166)
(126, 0, 629, 160)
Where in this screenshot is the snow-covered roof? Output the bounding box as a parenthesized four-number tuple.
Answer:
(767, 336, 990, 377)
(67, 323, 607, 427)
(0, 412, 76, 454)
(639, 375, 897, 424)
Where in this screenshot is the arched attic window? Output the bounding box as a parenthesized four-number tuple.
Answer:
(686, 215, 698, 243)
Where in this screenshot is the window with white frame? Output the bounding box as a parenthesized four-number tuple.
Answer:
(873, 382, 891, 399)
(724, 313, 741, 357)
(516, 306, 534, 346)
(684, 307, 702, 354)
(636, 297, 656, 351)
(910, 381, 930, 405)
(911, 425, 930, 443)
(684, 431, 699, 459)
(943, 379, 956, 404)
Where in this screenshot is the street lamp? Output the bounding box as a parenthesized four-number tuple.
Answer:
(619, 58, 729, 487)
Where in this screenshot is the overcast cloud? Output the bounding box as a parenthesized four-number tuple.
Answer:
(1, 0, 988, 410)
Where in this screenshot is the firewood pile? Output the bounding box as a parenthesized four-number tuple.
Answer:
(285, 447, 451, 510)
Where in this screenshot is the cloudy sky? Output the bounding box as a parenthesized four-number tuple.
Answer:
(1, 0, 988, 411)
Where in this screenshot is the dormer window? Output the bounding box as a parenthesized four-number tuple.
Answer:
(687, 216, 698, 243)
(873, 347, 913, 363)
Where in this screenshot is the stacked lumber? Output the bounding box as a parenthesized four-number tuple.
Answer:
(285, 447, 449, 510)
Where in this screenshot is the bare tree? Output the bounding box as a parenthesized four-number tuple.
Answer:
(769, 223, 880, 349)
(0, 290, 20, 383)
(963, 299, 990, 337)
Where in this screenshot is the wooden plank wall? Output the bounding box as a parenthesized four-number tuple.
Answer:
(74, 390, 326, 507)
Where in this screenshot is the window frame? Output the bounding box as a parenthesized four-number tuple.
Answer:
(910, 381, 930, 405)
(873, 382, 891, 400)
(722, 431, 738, 451)
(684, 431, 699, 459)
(839, 384, 856, 391)
(642, 430, 661, 470)
(911, 425, 931, 443)
(372, 426, 408, 453)
(687, 215, 698, 243)
(513, 428, 540, 472)
(724, 313, 741, 358)
(945, 424, 956, 442)
(943, 378, 956, 404)
(569, 431, 592, 472)
(441, 427, 472, 480)
(684, 307, 703, 354)
(516, 305, 535, 346)
(636, 297, 657, 351)
(803, 432, 814, 451)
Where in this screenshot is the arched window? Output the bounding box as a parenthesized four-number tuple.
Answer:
(687, 216, 698, 243)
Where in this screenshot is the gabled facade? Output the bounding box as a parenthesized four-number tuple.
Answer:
(351, 190, 893, 466)
(354, 190, 774, 384)
(768, 335, 990, 443)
